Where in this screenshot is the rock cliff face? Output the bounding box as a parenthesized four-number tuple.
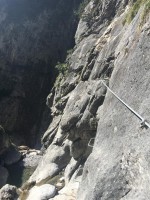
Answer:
(22, 0, 150, 199)
(0, 0, 82, 146)
(1, 0, 150, 199)
(0, 126, 21, 188)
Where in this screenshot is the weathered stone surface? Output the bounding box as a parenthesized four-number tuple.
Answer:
(77, 7, 150, 200)
(0, 184, 18, 200)
(29, 141, 71, 184)
(29, 163, 59, 185)
(71, 35, 97, 73)
(61, 160, 83, 200)
(60, 82, 90, 131)
(27, 184, 56, 200)
(42, 115, 62, 145)
(37, 2, 129, 199)
(20, 153, 42, 167)
(52, 177, 81, 200)
(57, 79, 106, 161)
(19, 1, 150, 200)
(0, 166, 8, 188)
(64, 158, 81, 184)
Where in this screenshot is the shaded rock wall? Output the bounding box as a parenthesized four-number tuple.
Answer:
(0, 125, 10, 154)
(0, 126, 21, 188)
(0, 0, 82, 146)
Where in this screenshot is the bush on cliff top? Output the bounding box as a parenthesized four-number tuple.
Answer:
(125, 0, 150, 24)
(75, 0, 90, 18)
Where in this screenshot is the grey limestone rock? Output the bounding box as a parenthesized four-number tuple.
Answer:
(28, 1, 150, 200)
(77, 6, 150, 200)
(42, 115, 62, 146)
(64, 158, 81, 184)
(0, 184, 18, 200)
(29, 140, 71, 184)
(29, 162, 60, 185)
(20, 153, 42, 168)
(27, 184, 56, 200)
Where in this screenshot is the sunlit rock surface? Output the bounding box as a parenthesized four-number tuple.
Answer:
(1, 0, 150, 200)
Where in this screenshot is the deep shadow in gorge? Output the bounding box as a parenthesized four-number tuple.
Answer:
(0, 0, 83, 147)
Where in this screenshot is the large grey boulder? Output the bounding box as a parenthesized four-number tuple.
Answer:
(27, 184, 56, 200)
(21, 152, 42, 168)
(0, 184, 18, 200)
(29, 141, 71, 184)
(29, 163, 59, 184)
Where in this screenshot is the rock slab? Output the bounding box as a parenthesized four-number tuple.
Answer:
(27, 184, 56, 200)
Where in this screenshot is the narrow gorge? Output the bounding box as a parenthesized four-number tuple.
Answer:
(0, 0, 150, 200)
(0, 0, 82, 146)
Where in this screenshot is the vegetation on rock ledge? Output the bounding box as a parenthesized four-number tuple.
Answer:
(125, 0, 150, 24)
(75, 0, 91, 18)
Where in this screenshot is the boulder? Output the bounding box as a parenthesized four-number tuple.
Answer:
(52, 181, 79, 200)
(0, 184, 18, 200)
(20, 153, 42, 167)
(29, 141, 71, 184)
(30, 163, 59, 184)
(27, 184, 56, 200)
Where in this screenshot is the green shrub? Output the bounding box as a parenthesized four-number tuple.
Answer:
(141, 0, 150, 22)
(74, 0, 91, 18)
(54, 62, 68, 88)
(55, 62, 68, 75)
(67, 48, 73, 56)
(126, 0, 142, 23)
(124, 0, 150, 24)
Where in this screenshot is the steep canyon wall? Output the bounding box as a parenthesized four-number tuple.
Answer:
(0, 0, 82, 146)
